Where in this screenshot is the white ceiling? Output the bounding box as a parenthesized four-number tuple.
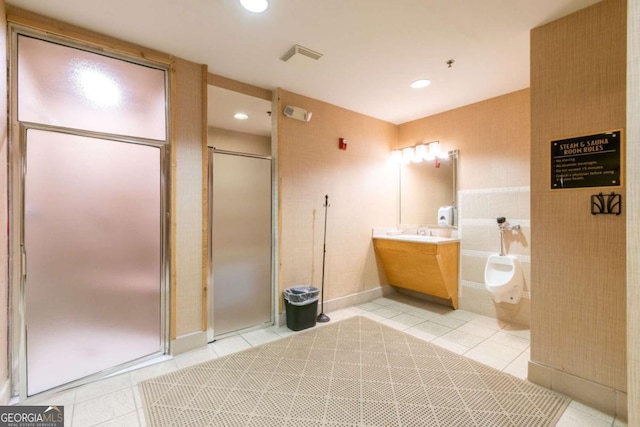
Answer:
(8, 0, 601, 134)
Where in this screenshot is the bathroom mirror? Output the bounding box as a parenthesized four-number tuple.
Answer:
(399, 150, 458, 225)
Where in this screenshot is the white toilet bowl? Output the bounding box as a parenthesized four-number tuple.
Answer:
(484, 254, 523, 304)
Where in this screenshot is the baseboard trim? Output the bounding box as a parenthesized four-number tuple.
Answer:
(528, 361, 627, 420)
(171, 331, 208, 355)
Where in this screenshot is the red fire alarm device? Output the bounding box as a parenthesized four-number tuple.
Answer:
(339, 138, 347, 150)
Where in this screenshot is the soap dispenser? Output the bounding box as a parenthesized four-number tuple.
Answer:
(437, 206, 455, 227)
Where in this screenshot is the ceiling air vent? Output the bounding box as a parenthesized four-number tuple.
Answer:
(281, 44, 323, 62)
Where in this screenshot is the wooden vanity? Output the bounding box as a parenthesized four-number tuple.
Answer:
(373, 236, 459, 309)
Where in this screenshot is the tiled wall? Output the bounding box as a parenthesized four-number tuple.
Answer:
(458, 187, 530, 326)
(397, 89, 531, 325)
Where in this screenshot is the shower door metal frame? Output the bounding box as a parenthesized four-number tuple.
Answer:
(7, 26, 172, 399)
(207, 148, 274, 342)
(10, 123, 171, 399)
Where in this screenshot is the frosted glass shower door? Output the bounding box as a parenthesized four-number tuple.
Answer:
(211, 152, 272, 337)
(24, 129, 162, 395)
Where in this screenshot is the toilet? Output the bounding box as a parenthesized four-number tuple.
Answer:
(484, 254, 523, 304)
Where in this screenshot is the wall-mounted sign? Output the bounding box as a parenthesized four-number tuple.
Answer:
(550, 130, 623, 190)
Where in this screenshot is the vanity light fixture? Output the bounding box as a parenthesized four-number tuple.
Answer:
(391, 141, 447, 164)
(390, 150, 403, 163)
(410, 79, 431, 89)
(234, 112, 249, 120)
(428, 141, 449, 159)
(402, 147, 414, 164)
(240, 0, 268, 13)
(414, 144, 428, 162)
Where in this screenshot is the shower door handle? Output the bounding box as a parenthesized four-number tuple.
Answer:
(21, 246, 27, 281)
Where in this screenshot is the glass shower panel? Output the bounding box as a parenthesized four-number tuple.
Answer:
(17, 35, 166, 140)
(211, 152, 272, 336)
(24, 129, 161, 395)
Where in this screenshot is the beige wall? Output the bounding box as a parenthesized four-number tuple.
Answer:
(397, 89, 531, 326)
(627, 0, 640, 422)
(207, 127, 270, 156)
(171, 58, 206, 338)
(529, 0, 627, 417)
(277, 89, 397, 308)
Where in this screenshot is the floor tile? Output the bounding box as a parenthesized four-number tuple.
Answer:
(383, 301, 415, 312)
(429, 314, 466, 329)
(382, 318, 410, 331)
(356, 302, 382, 311)
(93, 410, 140, 427)
(361, 311, 387, 323)
(469, 339, 522, 362)
(270, 324, 298, 338)
(75, 373, 132, 403)
(241, 328, 282, 346)
(487, 331, 530, 352)
(457, 322, 498, 340)
(432, 337, 468, 354)
(556, 405, 613, 427)
(73, 388, 136, 427)
(173, 346, 217, 369)
(208, 335, 251, 357)
(413, 321, 452, 337)
(463, 349, 511, 371)
(418, 303, 451, 316)
(388, 312, 424, 327)
(369, 306, 403, 319)
(501, 322, 531, 339)
(444, 309, 478, 322)
(502, 349, 530, 380)
(439, 329, 485, 349)
(404, 308, 441, 320)
(371, 298, 393, 306)
(326, 306, 365, 322)
(404, 327, 438, 342)
(468, 315, 505, 331)
(130, 360, 179, 385)
(566, 401, 616, 424)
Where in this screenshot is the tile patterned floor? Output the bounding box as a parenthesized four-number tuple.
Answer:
(20, 295, 628, 427)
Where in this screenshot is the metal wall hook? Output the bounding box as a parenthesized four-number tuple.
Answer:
(591, 192, 621, 215)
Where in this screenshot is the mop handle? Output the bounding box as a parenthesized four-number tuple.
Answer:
(320, 195, 329, 311)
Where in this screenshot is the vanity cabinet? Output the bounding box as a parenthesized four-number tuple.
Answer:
(373, 238, 459, 309)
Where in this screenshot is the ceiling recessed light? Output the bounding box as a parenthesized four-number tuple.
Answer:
(410, 79, 431, 89)
(234, 113, 249, 120)
(240, 0, 268, 13)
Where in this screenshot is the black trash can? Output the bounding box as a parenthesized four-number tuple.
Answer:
(283, 286, 320, 331)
